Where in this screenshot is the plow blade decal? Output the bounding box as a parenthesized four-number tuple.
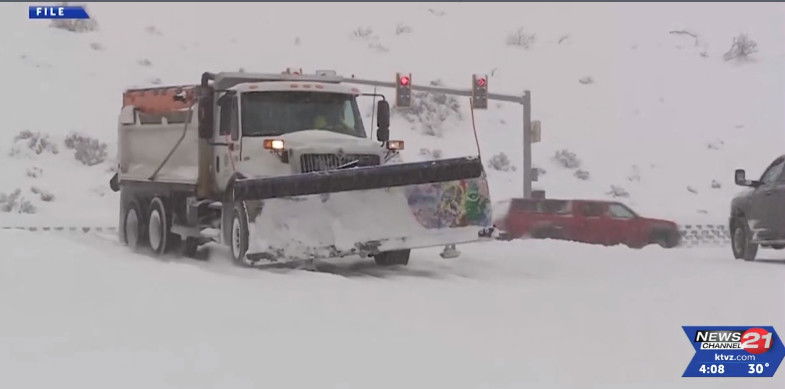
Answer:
(234, 157, 484, 201)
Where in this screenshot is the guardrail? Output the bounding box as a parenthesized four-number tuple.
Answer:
(678, 224, 731, 247)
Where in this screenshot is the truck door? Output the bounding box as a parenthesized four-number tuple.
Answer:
(750, 157, 785, 240)
(572, 202, 605, 243)
(606, 203, 638, 246)
(215, 92, 241, 189)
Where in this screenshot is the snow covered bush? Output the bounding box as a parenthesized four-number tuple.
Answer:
(627, 165, 641, 182)
(506, 28, 536, 49)
(574, 169, 590, 180)
(89, 42, 104, 51)
(350, 27, 388, 52)
(0, 189, 36, 214)
(396, 80, 462, 136)
(419, 148, 443, 160)
(606, 185, 630, 198)
(9, 130, 59, 157)
(706, 139, 725, 150)
(723, 34, 758, 61)
(533, 166, 547, 177)
(395, 23, 413, 35)
(711, 179, 722, 189)
(145, 25, 163, 36)
(368, 41, 389, 53)
(578, 76, 594, 85)
(137, 58, 152, 67)
(488, 153, 515, 172)
(30, 186, 55, 202)
(351, 26, 374, 39)
(50, 4, 98, 33)
(64, 132, 107, 166)
(552, 149, 581, 169)
(26, 167, 43, 178)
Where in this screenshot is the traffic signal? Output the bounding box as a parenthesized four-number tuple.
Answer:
(395, 73, 412, 107)
(472, 74, 488, 109)
(531, 120, 542, 143)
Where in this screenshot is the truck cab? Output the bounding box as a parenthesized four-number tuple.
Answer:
(213, 80, 393, 190)
(731, 155, 785, 260)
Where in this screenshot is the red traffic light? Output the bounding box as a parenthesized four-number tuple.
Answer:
(399, 75, 410, 86)
(475, 77, 487, 87)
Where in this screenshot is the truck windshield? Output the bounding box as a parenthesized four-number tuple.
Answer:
(241, 91, 366, 137)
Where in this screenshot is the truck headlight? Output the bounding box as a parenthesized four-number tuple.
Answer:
(263, 139, 285, 150)
(387, 140, 404, 151)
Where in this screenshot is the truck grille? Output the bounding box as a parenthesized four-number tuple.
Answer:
(300, 153, 380, 173)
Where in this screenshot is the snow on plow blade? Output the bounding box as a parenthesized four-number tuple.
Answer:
(238, 157, 493, 261)
(233, 157, 484, 201)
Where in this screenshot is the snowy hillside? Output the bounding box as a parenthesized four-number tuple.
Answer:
(1, 2, 784, 226)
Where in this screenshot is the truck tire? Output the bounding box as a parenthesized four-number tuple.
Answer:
(123, 200, 146, 251)
(229, 202, 250, 266)
(731, 217, 758, 261)
(148, 197, 172, 255)
(653, 229, 680, 248)
(374, 249, 410, 266)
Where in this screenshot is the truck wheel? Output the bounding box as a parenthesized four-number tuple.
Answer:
(123, 200, 146, 251)
(732, 218, 758, 261)
(374, 249, 410, 266)
(229, 203, 250, 266)
(148, 197, 171, 255)
(654, 230, 680, 248)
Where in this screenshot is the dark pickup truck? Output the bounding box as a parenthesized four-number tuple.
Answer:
(731, 155, 785, 261)
(495, 198, 680, 248)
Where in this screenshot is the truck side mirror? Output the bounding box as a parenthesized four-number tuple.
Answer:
(735, 169, 760, 187)
(734, 169, 746, 185)
(376, 100, 390, 142)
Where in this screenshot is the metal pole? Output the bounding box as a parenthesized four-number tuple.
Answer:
(522, 90, 532, 198)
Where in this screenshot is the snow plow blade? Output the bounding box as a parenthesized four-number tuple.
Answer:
(234, 156, 484, 201)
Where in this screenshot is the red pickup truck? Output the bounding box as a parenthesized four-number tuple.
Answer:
(495, 199, 681, 248)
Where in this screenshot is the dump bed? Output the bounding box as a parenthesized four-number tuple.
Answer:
(118, 85, 201, 185)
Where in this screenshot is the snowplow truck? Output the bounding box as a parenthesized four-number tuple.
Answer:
(110, 70, 493, 266)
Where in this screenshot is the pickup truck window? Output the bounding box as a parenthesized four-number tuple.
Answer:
(760, 157, 785, 184)
(608, 203, 635, 219)
(581, 203, 605, 217)
(241, 91, 366, 138)
(542, 200, 570, 214)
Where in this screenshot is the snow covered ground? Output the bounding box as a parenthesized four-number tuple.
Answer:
(2, 230, 784, 388)
(2, 2, 785, 387)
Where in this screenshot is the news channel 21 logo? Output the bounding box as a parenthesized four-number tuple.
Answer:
(683, 326, 785, 377)
(28, 5, 90, 19)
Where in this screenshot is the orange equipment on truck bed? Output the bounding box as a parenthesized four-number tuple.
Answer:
(122, 85, 198, 113)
